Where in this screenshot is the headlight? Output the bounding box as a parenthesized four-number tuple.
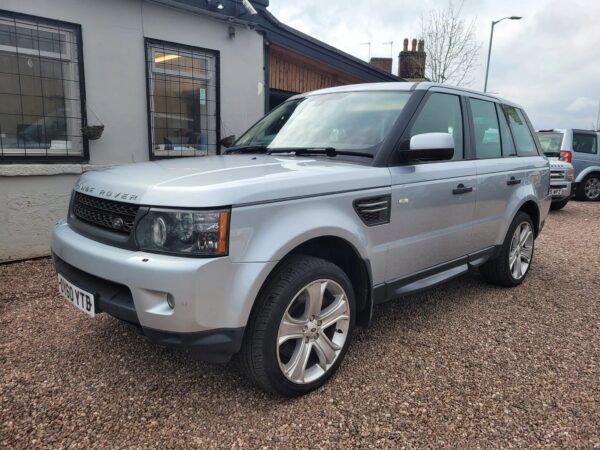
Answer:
(136, 208, 230, 256)
(565, 167, 575, 181)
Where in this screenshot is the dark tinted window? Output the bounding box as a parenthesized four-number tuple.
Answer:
(573, 132, 597, 154)
(470, 99, 501, 159)
(411, 93, 463, 160)
(503, 106, 538, 156)
(497, 104, 516, 156)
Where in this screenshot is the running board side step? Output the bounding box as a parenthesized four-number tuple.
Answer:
(390, 264, 468, 298)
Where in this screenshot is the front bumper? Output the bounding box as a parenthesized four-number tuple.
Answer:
(549, 180, 572, 200)
(51, 219, 276, 360)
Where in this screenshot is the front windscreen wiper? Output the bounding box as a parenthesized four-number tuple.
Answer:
(224, 145, 268, 154)
(266, 147, 373, 158)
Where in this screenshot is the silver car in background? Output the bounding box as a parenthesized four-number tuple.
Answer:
(52, 82, 551, 396)
(537, 129, 600, 201)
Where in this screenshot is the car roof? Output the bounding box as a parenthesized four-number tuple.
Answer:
(292, 81, 522, 108)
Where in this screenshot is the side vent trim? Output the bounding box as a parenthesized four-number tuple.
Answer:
(353, 195, 391, 226)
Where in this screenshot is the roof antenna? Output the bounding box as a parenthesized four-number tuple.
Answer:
(382, 41, 393, 58)
(360, 41, 371, 60)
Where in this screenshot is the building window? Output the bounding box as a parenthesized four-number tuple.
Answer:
(145, 39, 219, 158)
(0, 11, 86, 162)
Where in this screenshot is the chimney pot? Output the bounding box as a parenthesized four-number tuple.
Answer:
(399, 38, 427, 80)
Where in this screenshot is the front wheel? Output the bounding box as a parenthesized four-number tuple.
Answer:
(239, 255, 355, 396)
(550, 198, 569, 210)
(480, 212, 535, 287)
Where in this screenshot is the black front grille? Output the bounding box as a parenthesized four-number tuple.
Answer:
(72, 192, 139, 235)
(354, 195, 391, 226)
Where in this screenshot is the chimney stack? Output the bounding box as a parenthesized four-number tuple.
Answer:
(369, 57, 393, 74)
(398, 37, 426, 80)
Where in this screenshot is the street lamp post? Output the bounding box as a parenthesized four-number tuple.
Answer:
(483, 16, 522, 93)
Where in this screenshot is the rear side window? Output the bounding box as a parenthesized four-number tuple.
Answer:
(573, 132, 598, 154)
(503, 106, 538, 156)
(497, 104, 516, 156)
(410, 93, 464, 160)
(470, 98, 501, 159)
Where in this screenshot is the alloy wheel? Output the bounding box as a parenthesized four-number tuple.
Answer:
(509, 221, 534, 280)
(584, 177, 600, 200)
(276, 279, 350, 384)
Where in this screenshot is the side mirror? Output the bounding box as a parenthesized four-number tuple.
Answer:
(398, 132, 455, 162)
(220, 135, 236, 148)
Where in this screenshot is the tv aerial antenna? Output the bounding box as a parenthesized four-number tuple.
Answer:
(360, 41, 371, 60)
(382, 41, 393, 58)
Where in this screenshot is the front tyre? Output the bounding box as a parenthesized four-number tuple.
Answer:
(550, 198, 569, 210)
(240, 255, 355, 396)
(480, 212, 535, 287)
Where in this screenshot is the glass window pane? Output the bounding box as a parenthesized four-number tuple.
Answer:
(503, 106, 538, 156)
(148, 41, 218, 157)
(470, 98, 501, 159)
(22, 95, 44, 116)
(573, 133, 597, 154)
(411, 93, 464, 160)
(0, 93, 22, 114)
(0, 73, 20, 94)
(498, 104, 516, 156)
(0, 13, 84, 158)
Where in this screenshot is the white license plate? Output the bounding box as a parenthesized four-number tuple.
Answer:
(550, 189, 566, 196)
(57, 274, 96, 317)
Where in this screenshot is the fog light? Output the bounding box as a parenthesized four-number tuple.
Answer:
(167, 294, 175, 309)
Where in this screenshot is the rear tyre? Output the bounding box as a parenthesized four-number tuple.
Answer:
(480, 212, 535, 287)
(239, 255, 355, 396)
(550, 198, 569, 210)
(576, 174, 600, 201)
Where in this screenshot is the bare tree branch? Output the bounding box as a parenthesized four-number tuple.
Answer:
(420, 0, 481, 86)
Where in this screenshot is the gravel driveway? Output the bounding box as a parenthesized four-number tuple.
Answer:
(1, 202, 599, 448)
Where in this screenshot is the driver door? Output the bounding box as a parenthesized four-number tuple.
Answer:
(386, 91, 477, 282)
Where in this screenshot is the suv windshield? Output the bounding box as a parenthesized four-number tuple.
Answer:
(537, 132, 564, 157)
(234, 91, 412, 156)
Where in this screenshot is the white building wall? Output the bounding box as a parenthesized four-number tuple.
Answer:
(0, 0, 265, 262)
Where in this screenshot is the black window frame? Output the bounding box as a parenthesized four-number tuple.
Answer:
(144, 38, 221, 161)
(501, 105, 541, 157)
(0, 9, 88, 164)
(467, 97, 503, 160)
(392, 90, 469, 165)
(496, 103, 517, 157)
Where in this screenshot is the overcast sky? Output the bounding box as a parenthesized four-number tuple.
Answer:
(268, 0, 600, 130)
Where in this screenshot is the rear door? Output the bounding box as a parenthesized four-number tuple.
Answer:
(386, 90, 477, 282)
(471, 101, 542, 249)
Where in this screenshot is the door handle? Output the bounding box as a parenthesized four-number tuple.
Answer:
(507, 176, 522, 186)
(452, 184, 473, 195)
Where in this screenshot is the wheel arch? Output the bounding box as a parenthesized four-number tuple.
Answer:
(249, 235, 375, 330)
(575, 167, 600, 184)
(515, 199, 541, 237)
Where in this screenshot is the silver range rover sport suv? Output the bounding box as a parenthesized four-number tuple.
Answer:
(52, 82, 551, 396)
